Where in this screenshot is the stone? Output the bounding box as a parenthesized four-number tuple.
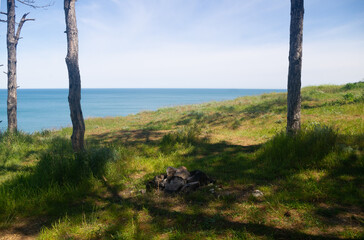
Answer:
(164, 177, 185, 193)
(252, 190, 264, 197)
(174, 166, 190, 180)
(146, 174, 167, 191)
(166, 167, 177, 177)
(146, 167, 214, 194)
(180, 181, 200, 193)
(188, 170, 214, 186)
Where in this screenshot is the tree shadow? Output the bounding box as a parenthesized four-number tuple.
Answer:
(1, 128, 362, 238)
(96, 178, 344, 240)
(0, 136, 113, 236)
(87, 129, 167, 146)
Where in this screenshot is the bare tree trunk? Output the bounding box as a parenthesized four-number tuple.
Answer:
(7, 0, 17, 132)
(287, 0, 304, 134)
(64, 0, 85, 151)
(6, 0, 34, 132)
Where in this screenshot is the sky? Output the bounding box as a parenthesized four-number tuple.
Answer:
(0, 0, 363, 89)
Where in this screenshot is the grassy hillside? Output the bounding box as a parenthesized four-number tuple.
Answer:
(0, 82, 363, 239)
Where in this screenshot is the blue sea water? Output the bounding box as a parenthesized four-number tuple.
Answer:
(0, 88, 285, 133)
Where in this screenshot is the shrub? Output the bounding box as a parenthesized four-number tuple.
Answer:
(259, 124, 338, 174)
(343, 93, 355, 102)
(35, 138, 116, 185)
(159, 124, 204, 153)
(342, 81, 364, 90)
(0, 131, 39, 168)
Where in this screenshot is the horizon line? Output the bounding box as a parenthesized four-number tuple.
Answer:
(0, 87, 287, 90)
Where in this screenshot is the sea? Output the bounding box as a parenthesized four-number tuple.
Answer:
(0, 89, 286, 133)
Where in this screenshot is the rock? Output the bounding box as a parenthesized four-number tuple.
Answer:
(174, 166, 190, 180)
(146, 174, 167, 191)
(146, 167, 214, 194)
(252, 190, 264, 197)
(180, 181, 200, 193)
(164, 177, 185, 193)
(166, 167, 177, 177)
(188, 170, 214, 186)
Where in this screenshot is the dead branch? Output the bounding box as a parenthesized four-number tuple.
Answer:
(16, 0, 54, 9)
(15, 13, 35, 43)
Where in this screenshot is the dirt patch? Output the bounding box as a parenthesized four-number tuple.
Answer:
(0, 217, 48, 240)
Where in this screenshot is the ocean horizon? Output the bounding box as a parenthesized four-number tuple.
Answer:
(0, 88, 286, 133)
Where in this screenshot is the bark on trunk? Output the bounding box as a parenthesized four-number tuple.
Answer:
(7, 0, 17, 132)
(64, 0, 85, 151)
(287, 0, 304, 134)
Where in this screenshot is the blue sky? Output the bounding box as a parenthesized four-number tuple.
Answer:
(0, 0, 363, 89)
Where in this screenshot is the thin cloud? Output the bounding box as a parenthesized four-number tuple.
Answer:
(1, 0, 363, 89)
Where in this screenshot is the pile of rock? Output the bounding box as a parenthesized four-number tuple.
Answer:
(147, 166, 214, 193)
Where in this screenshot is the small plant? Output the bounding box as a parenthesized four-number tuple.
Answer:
(231, 119, 241, 129)
(259, 123, 338, 173)
(159, 124, 204, 153)
(343, 93, 355, 102)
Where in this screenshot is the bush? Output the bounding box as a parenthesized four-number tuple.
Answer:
(343, 93, 355, 102)
(159, 125, 204, 153)
(259, 124, 338, 173)
(35, 138, 116, 185)
(342, 81, 364, 90)
(0, 131, 39, 168)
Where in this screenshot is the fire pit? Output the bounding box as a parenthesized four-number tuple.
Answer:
(147, 166, 215, 193)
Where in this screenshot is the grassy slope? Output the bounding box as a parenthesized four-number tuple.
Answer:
(0, 83, 363, 239)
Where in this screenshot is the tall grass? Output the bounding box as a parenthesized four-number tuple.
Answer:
(0, 82, 363, 238)
(259, 123, 339, 173)
(159, 124, 206, 153)
(0, 135, 116, 227)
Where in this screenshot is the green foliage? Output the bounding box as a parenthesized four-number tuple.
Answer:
(0, 134, 116, 225)
(343, 92, 355, 102)
(231, 119, 241, 129)
(160, 124, 204, 153)
(35, 138, 115, 184)
(342, 81, 364, 90)
(0, 83, 363, 239)
(260, 123, 338, 172)
(0, 131, 37, 167)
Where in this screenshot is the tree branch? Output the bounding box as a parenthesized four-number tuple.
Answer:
(0, 19, 7, 23)
(0, 12, 7, 15)
(16, 0, 54, 9)
(15, 13, 34, 43)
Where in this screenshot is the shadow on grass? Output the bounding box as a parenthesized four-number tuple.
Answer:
(87, 129, 166, 146)
(1, 127, 363, 238)
(242, 96, 287, 118)
(97, 178, 344, 240)
(0, 136, 113, 235)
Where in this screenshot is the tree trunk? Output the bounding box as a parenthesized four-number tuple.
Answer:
(7, 0, 17, 132)
(64, 0, 85, 151)
(287, 0, 304, 134)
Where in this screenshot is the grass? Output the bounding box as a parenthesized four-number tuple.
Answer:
(0, 82, 363, 239)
